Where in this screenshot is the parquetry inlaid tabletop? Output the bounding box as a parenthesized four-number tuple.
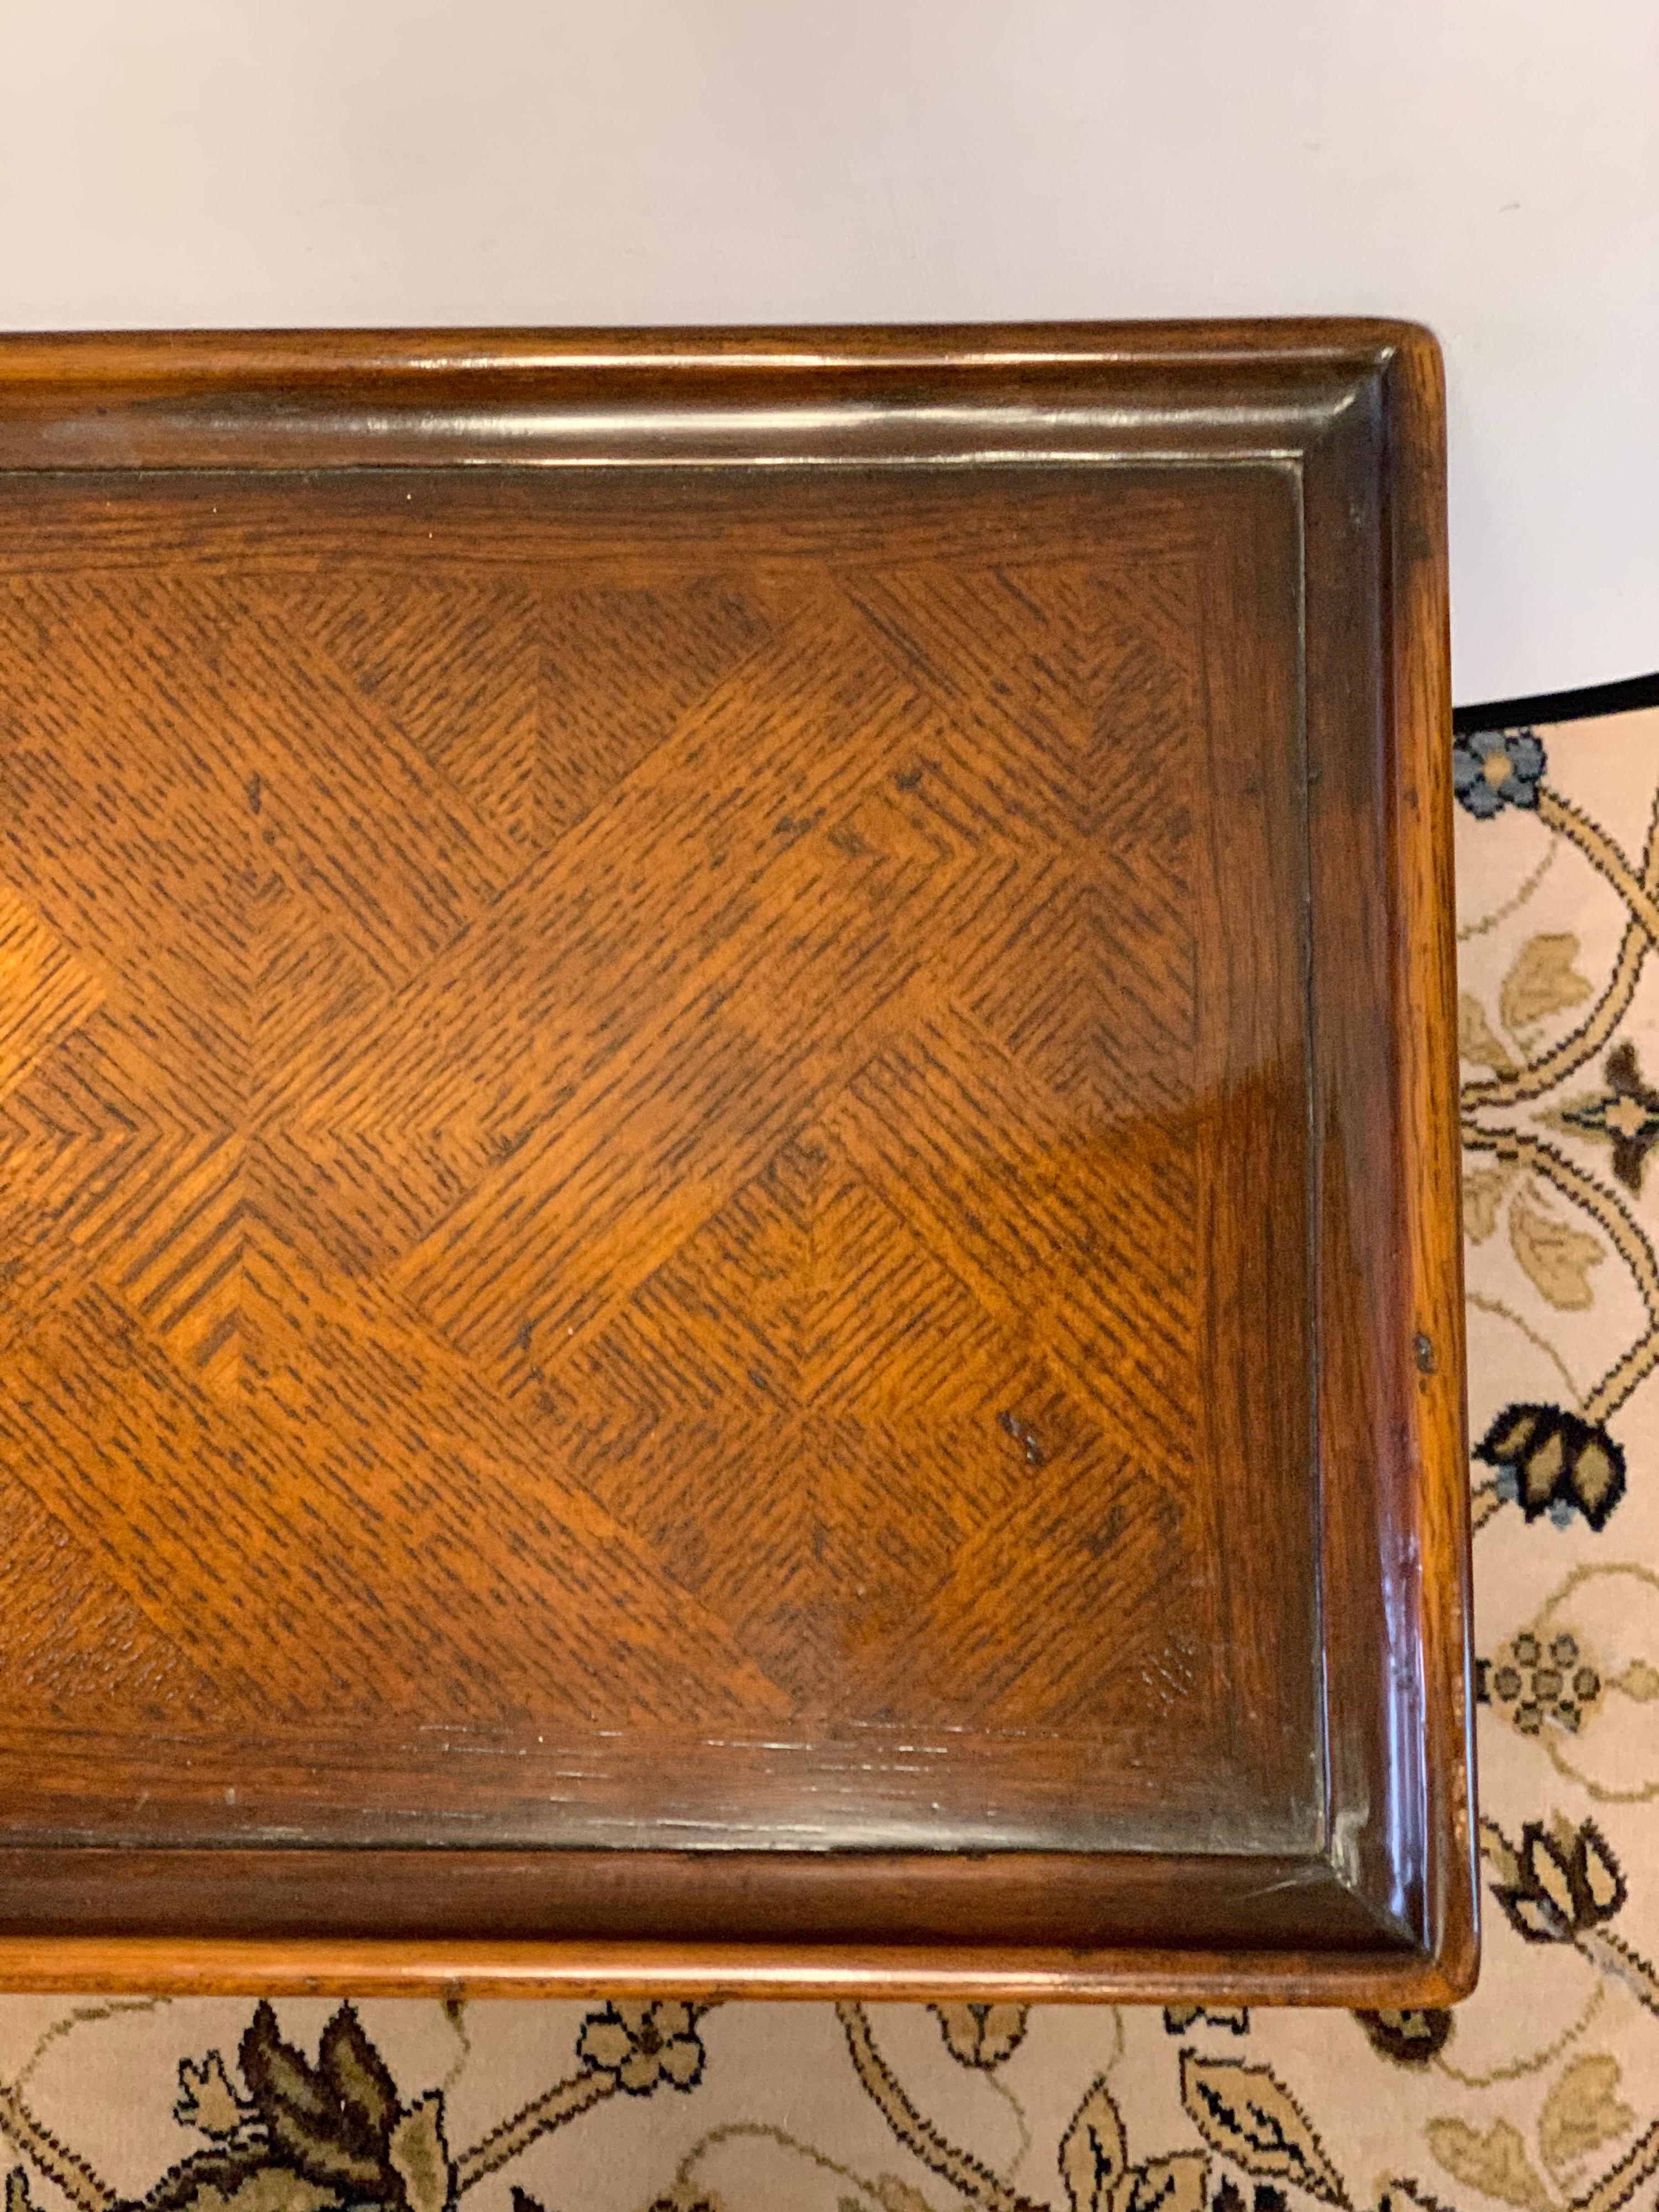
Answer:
(0, 324, 1474, 2002)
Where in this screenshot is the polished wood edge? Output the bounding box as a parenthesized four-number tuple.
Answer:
(1380, 325, 1479, 1999)
(0, 1846, 1395, 1952)
(0, 319, 1415, 472)
(0, 318, 1434, 381)
(0, 1936, 1464, 2007)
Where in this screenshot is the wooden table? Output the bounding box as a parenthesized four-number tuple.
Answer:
(0, 323, 1474, 2001)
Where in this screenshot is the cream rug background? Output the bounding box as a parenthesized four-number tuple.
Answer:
(4, 700, 1658, 2212)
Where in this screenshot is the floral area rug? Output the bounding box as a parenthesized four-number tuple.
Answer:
(5, 696, 1659, 2212)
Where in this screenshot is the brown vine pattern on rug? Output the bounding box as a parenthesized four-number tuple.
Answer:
(4, 704, 1659, 2211)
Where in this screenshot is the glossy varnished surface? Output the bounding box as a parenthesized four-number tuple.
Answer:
(0, 325, 1473, 1999)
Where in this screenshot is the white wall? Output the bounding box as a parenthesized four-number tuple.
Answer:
(2, 0, 1653, 703)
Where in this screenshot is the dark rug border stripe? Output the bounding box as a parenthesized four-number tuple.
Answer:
(1454, 670, 1659, 735)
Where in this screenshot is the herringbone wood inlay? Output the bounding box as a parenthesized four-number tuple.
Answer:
(0, 462, 1313, 1850)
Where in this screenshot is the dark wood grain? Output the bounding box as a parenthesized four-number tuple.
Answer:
(0, 322, 1473, 2000)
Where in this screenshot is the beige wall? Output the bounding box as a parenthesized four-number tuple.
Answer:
(1, 0, 1653, 702)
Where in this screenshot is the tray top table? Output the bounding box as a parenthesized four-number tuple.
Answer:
(0, 322, 1474, 2001)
